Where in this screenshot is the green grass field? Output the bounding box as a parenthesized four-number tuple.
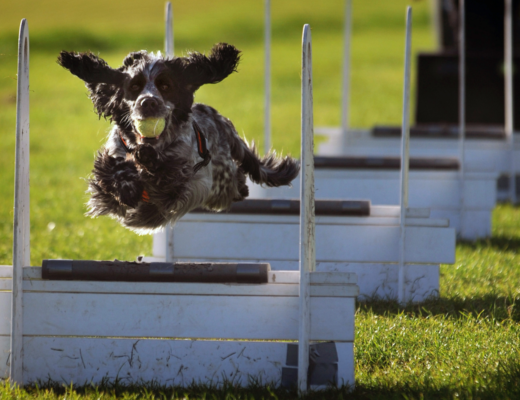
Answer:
(0, 0, 519, 398)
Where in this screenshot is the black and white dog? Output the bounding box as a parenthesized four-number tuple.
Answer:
(58, 44, 299, 233)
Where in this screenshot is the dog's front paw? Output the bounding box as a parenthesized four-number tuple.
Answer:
(116, 178, 144, 208)
(135, 144, 160, 173)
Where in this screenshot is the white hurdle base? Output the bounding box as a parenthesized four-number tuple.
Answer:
(23, 338, 354, 388)
(0, 266, 357, 388)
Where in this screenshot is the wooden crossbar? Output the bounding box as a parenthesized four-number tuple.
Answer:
(42, 260, 270, 284)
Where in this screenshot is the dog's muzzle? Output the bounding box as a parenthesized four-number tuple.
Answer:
(132, 96, 171, 141)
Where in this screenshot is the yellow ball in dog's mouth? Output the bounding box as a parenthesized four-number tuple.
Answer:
(133, 117, 166, 138)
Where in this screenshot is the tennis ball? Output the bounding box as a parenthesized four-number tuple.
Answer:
(134, 118, 166, 138)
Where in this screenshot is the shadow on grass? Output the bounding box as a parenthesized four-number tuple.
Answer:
(458, 234, 520, 253)
(19, 359, 520, 400)
(358, 292, 520, 323)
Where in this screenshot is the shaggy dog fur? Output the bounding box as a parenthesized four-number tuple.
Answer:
(58, 44, 299, 234)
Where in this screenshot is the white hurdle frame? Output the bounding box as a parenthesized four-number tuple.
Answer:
(298, 24, 315, 392)
(165, 2, 173, 59)
(11, 18, 30, 385)
(340, 0, 353, 150)
(262, 8, 416, 304)
(398, 7, 412, 305)
(9, 20, 356, 389)
(264, 0, 271, 154)
(165, 2, 175, 262)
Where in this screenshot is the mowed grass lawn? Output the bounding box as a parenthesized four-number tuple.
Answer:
(0, 0, 519, 398)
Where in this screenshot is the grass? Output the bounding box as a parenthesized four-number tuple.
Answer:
(1, 0, 519, 398)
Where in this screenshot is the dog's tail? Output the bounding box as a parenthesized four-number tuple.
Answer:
(232, 137, 300, 187)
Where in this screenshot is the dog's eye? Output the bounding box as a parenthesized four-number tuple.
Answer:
(160, 84, 169, 91)
(130, 84, 142, 92)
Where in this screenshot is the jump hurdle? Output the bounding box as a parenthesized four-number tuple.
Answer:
(6, 20, 357, 391)
(151, 202, 455, 302)
(152, 8, 456, 303)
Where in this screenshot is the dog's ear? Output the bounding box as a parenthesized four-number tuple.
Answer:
(181, 43, 241, 90)
(58, 51, 127, 85)
(87, 82, 126, 122)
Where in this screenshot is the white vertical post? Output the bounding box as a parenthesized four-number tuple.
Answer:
(459, 0, 466, 236)
(11, 18, 30, 385)
(165, 2, 175, 262)
(340, 0, 352, 150)
(505, 0, 516, 203)
(165, 2, 174, 58)
(398, 7, 412, 305)
(299, 24, 315, 393)
(264, 0, 271, 154)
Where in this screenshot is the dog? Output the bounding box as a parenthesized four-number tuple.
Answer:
(58, 43, 299, 234)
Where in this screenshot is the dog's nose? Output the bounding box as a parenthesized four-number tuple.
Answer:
(140, 97, 158, 111)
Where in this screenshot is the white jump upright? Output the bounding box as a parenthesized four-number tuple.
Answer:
(264, 0, 271, 155)
(165, 2, 173, 58)
(340, 0, 352, 150)
(398, 7, 412, 305)
(298, 24, 314, 393)
(11, 18, 30, 386)
(164, 2, 175, 263)
(7, 20, 357, 388)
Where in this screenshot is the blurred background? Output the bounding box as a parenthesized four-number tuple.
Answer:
(0, 0, 434, 265)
